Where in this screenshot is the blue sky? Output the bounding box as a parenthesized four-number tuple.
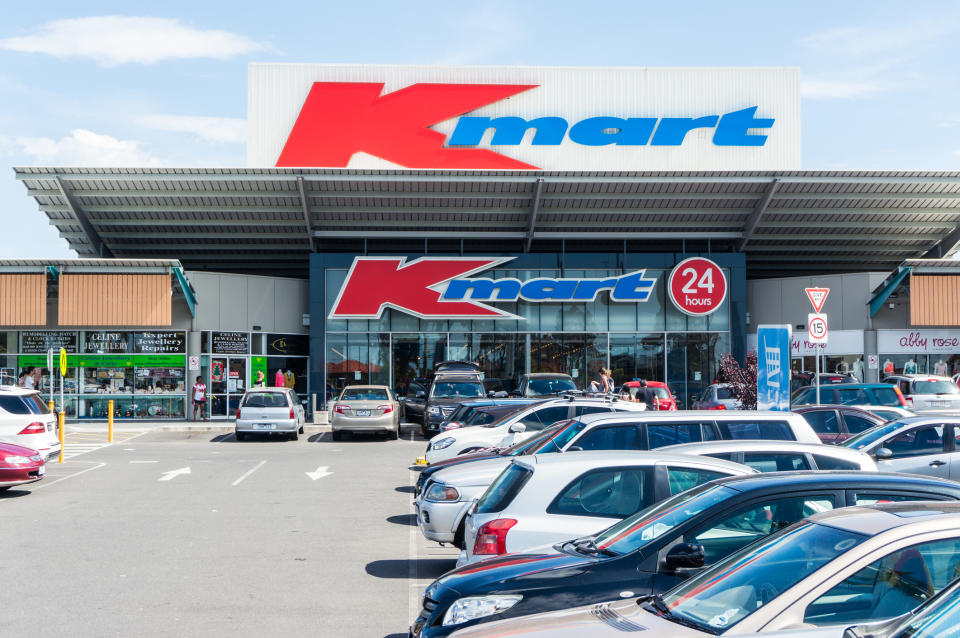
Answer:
(1, 0, 959, 259)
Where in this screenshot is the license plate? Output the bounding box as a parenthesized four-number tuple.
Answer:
(38, 465, 45, 475)
(931, 401, 950, 408)
(254, 423, 276, 430)
(356, 409, 371, 417)
(414, 456, 427, 466)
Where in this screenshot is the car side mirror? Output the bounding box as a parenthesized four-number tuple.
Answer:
(415, 390, 426, 399)
(874, 447, 893, 461)
(567, 445, 583, 452)
(509, 390, 521, 397)
(487, 390, 496, 398)
(508, 422, 527, 434)
(664, 542, 705, 570)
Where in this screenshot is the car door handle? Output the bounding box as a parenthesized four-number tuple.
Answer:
(930, 460, 947, 467)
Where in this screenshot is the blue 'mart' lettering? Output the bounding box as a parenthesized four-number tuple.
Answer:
(441, 270, 656, 303)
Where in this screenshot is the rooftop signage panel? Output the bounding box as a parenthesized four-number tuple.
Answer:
(248, 64, 801, 171)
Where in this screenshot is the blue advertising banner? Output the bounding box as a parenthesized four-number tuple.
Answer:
(757, 325, 792, 411)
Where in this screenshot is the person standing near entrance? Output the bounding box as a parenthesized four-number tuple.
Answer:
(254, 370, 266, 388)
(635, 379, 657, 411)
(192, 376, 206, 421)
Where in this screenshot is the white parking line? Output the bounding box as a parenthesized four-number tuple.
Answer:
(232, 460, 266, 486)
(30, 462, 106, 491)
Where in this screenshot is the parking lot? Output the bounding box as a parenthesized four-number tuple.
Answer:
(0, 428, 454, 638)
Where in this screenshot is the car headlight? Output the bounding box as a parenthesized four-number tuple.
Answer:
(443, 595, 522, 626)
(3, 455, 32, 464)
(431, 437, 455, 450)
(429, 406, 442, 415)
(424, 483, 460, 502)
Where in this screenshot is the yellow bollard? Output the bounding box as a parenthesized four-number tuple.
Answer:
(108, 399, 114, 443)
(48, 400, 55, 413)
(58, 410, 65, 463)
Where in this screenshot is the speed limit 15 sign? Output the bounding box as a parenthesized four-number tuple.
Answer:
(808, 313, 828, 344)
(667, 257, 728, 316)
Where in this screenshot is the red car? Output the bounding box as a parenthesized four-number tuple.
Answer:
(619, 381, 678, 410)
(0, 441, 45, 491)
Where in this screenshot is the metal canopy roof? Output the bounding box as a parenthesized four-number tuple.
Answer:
(14, 167, 960, 278)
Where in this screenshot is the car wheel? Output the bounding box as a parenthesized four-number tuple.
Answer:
(389, 428, 399, 440)
(235, 432, 246, 441)
(290, 429, 299, 441)
(299, 422, 305, 434)
(453, 519, 466, 549)
(332, 431, 343, 441)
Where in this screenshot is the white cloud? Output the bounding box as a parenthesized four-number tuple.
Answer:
(941, 117, 960, 128)
(953, 149, 960, 157)
(0, 16, 262, 65)
(801, 77, 897, 100)
(2, 129, 167, 166)
(136, 114, 246, 143)
(799, 21, 957, 60)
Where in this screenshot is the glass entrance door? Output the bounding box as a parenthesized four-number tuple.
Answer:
(208, 356, 247, 419)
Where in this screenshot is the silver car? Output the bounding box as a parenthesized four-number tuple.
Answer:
(844, 415, 960, 479)
(330, 385, 400, 440)
(885, 374, 960, 412)
(459, 451, 754, 566)
(659, 440, 877, 472)
(235, 387, 305, 441)
(449, 502, 960, 637)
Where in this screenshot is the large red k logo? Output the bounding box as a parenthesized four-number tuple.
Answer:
(329, 257, 518, 320)
(276, 82, 540, 169)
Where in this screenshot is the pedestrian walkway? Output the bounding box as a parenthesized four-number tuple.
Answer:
(59, 431, 143, 460)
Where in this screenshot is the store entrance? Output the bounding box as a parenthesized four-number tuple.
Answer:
(209, 357, 247, 418)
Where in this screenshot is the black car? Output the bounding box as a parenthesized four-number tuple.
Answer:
(410, 471, 960, 637)
(512, 373, 577, 398)
(404, 362, 486, 437)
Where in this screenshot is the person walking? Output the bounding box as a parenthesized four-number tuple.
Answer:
(635, 379, 657, 410)
(192, 376, 206, 421)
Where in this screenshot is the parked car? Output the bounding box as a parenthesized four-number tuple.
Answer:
(0, 441, 45, 491)
(512, 373, 577, 398)
(412, 473, 960, 637)
(850, 404, 915, 422)
(423, 397, 647, 465)
(406, 363, 486, 438)
(744, 574, 960, 638)
(691, 383, 740, 410)
(792, 383, 908, 408)
(329, 385, 399, 440)
(618, 380, 678, 410)
(843, 415, 960, 478)
(416, 409, 821, 513)
(659, 439, 878, 472)
(0, 386, 60, 460)
(447, 502, 960, 638)
(234, 387, 306, 441)
(793, 405, 885, 444)
(883, 374, 960, 412)
(439, 399, 538, 433)
(459, 451, 754, 566)
(792, 371, 857, 391)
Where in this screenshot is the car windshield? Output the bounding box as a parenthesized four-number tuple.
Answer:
(528, 418, 586, 454)
(661, 521, 867, 633)
(842, 420, 910, 450)
(894, 582, 960, 638)
(652, 387, 670, 399)
(913, 380, 960, 395)
(716, 387, 735, 399)
(430, 382, 484, 399)
(340, 388, 388, 401)
(527, 378, 577, 395)
(242, 392, 288, 408)
(594, 483, 736, 555)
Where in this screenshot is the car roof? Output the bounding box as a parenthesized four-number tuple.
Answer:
(340, 385, 390, 390)
(793, 404, 879, 415)
(432, 373, 484, 381)
(523, 373, 573, 379)
(0, 385, 40, 395)
(887, 374, 953, 380)
(806, 502, 960, 536)
(796, 383, 894, 389)
(658, 440, 867, 457)
(711, 470, 960, 495)
(875, 415, 960, 426)
(515, 449, 754, 474)
(575, 409, 802, 425)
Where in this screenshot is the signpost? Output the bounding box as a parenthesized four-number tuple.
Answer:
(667, 257, 728, 316)
(804, 284, 830, 404)
(46, 348, 53, 403)
(58, 347, 66, 464)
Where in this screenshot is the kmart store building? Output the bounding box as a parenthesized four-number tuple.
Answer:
(8, 64, 960, 417)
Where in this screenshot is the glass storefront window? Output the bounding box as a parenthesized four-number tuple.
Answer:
(135, 368, 185, 394)
(82, 367, 134, 394)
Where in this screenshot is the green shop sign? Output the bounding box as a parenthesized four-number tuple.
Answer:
(18, 354, 186, 368)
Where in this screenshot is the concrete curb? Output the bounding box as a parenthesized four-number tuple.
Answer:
(65, 422, 333, 434)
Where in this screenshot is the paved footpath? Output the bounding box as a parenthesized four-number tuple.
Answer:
(0, 426, 457, 638)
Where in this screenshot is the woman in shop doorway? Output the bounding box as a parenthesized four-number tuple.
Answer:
(254, 370, 266, 388)
(192, 376, 206, 421)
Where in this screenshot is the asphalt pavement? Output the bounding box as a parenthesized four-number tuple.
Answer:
(0, 427, 458, 638)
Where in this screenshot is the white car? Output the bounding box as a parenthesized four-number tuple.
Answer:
(423, 397, 646, 464)
(659, 440, 878, 472)
(459, 451, 755, 566)
(448, 502, 960, 637)
(0, 386, 60, 460)
(843, 415, 960, 478)
(884, 374, 960, 412)
(235, 387, 306, 441)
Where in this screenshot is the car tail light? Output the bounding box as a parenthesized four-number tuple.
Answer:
(711, 404, 727, 410)
(334, 404, 347, 414)
(289, 408, 295, 419)
(473, 519, 517, 556)
(236, 408, 241, 419)
(378, 404, 394, 414)
(18, 422, 46, 435)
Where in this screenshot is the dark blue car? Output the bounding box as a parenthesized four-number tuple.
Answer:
(410, 471, 960, 637)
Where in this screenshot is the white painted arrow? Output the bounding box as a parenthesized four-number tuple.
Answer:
(305, 465, 333, 481)
(159, 467, 191, 482)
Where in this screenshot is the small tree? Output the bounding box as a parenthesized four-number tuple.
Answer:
(716, 351, 758, 410)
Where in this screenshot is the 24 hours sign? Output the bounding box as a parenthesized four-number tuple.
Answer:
(667, 257, 727, 316)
